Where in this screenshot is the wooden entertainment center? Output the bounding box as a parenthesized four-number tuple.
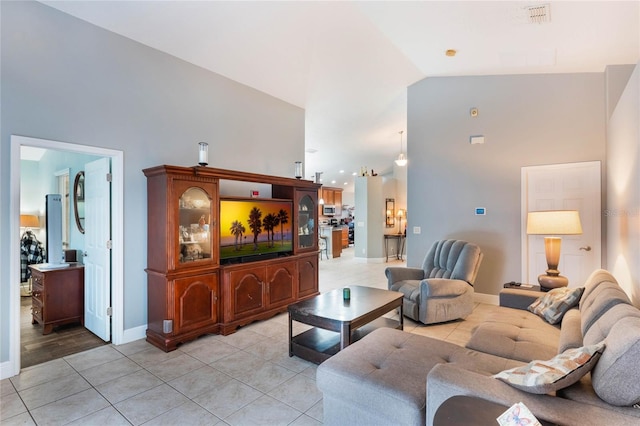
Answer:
(143, 165, 321, 352)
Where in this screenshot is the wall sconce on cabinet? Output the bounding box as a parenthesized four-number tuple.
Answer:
(385, 198, 395, 227)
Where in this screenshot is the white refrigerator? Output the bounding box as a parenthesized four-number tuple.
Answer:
(45, 194, 64, 264)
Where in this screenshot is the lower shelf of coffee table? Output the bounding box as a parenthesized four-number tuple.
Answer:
(290, 317, 401, 364)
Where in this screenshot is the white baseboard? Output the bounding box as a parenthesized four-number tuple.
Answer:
(119, 325, 146, 345)
(352, 257, 386, 263)
(475, 292, 499, 306)
(0, 359, 18, 380)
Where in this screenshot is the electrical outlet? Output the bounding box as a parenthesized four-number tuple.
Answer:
(413, 226, 421, 234)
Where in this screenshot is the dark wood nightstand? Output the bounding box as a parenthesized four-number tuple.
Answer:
(29, 264, 84, 335)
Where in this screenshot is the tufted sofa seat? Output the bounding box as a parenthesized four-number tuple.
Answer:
(316, 327, 522, 426)
(465, 306, 561, 362)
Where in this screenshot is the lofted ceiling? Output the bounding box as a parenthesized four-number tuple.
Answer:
(41, 1, 639, 192)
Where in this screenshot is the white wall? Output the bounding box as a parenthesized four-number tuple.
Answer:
(606, 63, 640, 305)
(1, 1, 304, 364)
(354, 176, 385, 260)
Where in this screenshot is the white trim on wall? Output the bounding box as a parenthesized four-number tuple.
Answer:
(6, 135, 125, 379)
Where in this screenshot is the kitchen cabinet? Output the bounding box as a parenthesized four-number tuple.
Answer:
(341, 227, 349, 248)
(331, 228, 342, 258)
(319, 187, 343, 217)
(320, 226, 343, 258)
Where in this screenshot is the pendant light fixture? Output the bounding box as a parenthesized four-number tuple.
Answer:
(394, 130, 407, 167)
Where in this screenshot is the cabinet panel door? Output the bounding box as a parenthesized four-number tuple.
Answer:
(296, 189, 318, 253)
(173, 272, 219, 334)
(266, 261, 296, 307)
(228, 268, 265, 319)
(334, 191, 342, 216)
(298, 255, 319, 298)
(172, 179, 218, 271)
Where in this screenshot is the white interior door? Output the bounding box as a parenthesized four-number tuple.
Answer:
(521, 161, 601, 288)
(84, 157, 112, 341)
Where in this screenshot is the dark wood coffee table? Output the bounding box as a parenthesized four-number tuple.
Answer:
(288, 286, 403, 364)
(434, 396, 556, 426)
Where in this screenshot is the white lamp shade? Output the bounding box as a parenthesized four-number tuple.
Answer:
(527, 210, 582, 235)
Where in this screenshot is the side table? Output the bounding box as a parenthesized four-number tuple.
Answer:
(383, 234, 405, 262)
(503, 281, 543, 291)
(500, 282, 546, 309)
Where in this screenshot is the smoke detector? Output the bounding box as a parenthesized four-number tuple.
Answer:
(526, 4, 551, 24)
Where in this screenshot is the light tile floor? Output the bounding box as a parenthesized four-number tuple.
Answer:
(1, 248, 496, 425)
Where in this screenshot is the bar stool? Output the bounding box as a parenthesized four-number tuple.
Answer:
(319, 236, 328, 260)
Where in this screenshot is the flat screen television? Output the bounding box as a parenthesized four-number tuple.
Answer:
(220, 197, 293, 264)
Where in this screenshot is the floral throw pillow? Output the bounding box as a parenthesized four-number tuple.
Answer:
(528, 287, 584, 325)
(493, 342, 605, 394)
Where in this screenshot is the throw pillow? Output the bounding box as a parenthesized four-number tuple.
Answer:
(528, 287, 584, 325)
(493, 341, 605, 394)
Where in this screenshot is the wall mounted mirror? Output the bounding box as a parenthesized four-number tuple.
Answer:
(73, 171, 85, 234)
(385, 198, 395, 227)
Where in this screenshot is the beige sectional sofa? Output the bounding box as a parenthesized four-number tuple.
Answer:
(316, 269, 640, 425)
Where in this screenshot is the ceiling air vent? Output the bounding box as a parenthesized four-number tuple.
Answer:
(527, 4, 551, 24)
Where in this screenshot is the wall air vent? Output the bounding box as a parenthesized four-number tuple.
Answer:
(527, 4, 551, 24)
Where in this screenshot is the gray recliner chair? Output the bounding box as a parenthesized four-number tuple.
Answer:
(385, 239, 483, 324)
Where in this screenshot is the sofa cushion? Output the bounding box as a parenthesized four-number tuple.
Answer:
(528, 287, 584, 325)
(583, 303, 640, 346)
(557, 309, 583, 353)
(316, 328, 521, 425)
(579, 282, 631, 336)
(579, 269, 619, 306)
(493, 342, 605, 394)
(591, 317, 640, 406)
(466, 307, 560, 362)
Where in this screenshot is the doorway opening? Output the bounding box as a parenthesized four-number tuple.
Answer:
(9, 135, 124, 377)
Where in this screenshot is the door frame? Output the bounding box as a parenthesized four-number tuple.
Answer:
(8, 135, 124, 377)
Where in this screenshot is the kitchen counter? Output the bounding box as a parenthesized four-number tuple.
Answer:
(320, 226, 343, 258)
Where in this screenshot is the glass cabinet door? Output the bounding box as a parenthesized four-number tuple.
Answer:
(297, 192, 316, 250)
(178, 187, 212, 264)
